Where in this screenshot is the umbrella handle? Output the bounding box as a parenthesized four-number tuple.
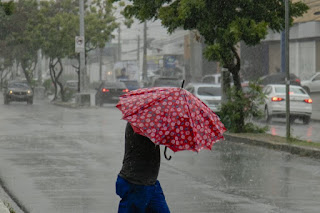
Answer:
(164, 147, 172, 160)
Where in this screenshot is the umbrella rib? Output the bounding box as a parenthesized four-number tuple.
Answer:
(180, 89, 198, 152)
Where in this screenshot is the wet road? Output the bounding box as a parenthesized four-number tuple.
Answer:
(0, 100, 320, 212)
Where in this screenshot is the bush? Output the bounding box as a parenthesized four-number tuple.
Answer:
(43, 78, 54, 95)
(219, 81, 268, 133)
(62, 87, 75, 102)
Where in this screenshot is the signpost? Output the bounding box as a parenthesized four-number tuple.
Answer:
(75, 0, 90, 106)
(75, 36, 85, 53)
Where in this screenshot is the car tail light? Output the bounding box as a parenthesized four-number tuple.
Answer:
(271, 97, 284, 102)
(122, 89, 129, 93)
(102, 88, 109, 93)
(304, 99, 313, 104)
(295, 78, 301, 84)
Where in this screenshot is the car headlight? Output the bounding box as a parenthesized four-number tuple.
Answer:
(9, 90, 13, 94)
(27, 90, 31, 94)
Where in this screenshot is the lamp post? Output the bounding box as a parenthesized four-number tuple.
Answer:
(285, 0, 290, 140)
(142, 21, 147, 83)
(37, 0, 42, 85)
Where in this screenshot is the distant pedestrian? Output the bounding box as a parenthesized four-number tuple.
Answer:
(116, 122, 170, 213)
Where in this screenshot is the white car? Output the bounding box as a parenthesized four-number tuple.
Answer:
(301, 72, 320, 93)
(185, 83, 221, 113)
(262, 84, 312, 124)
(201, 74, 221, 84)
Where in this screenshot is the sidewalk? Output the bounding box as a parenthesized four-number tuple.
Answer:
(0, 201, 9, 213)
(312, 109, 320, 122)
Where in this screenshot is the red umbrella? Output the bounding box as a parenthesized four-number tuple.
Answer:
(116, 86, 226, 154)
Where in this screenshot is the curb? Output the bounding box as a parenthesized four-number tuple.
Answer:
(224, 133, 320, 159)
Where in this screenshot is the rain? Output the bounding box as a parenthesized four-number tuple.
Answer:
(0, 0, 320, 213)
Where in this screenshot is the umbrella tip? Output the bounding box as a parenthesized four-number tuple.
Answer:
(181, 80, 185, 88)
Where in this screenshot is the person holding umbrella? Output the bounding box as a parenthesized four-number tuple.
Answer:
(116, 122, 171, 213)
(116, 83, 226, 212)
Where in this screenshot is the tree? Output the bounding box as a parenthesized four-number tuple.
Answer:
(71, 0, 120, 91)
(2, 0, 41, 86)
(39, 0, 78, 101)
(0, 0, 15, 89)
(112, 0, 308, 132)
(0, 1, 14, 16)
(39, 0, 118, 101)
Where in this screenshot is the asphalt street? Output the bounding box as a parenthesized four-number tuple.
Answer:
(0, 99, 320, 212)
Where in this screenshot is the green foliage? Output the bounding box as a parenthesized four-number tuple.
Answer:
(219, 81, 267, 133)
(62, 87, 75, 102)
(3, 201, 16, 213)
(36, 0, 118, 100)
(112, 0, 308, 132)
(0, 0, 42, 84)
(43, 78, 54, 95)
(0, 1, 14, 16)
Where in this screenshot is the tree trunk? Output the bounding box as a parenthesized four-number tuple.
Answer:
(227, 46, 245, 132)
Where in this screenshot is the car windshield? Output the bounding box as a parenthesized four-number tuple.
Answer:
(8, 82, 30, 89)
(121, 80, 140, 89)
(102, 82, 126, 88)
(198, 87, 221, 96)
(1, 1, 319, 213)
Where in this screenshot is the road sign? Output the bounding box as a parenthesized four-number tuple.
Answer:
(75, 36, 85, 53)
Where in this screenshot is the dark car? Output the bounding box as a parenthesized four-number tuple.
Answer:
(95, 81, 128, 106)
(259, 73, 301, 86)
(119, 80, 141, 91)
(151, 77, 182, 87)
(3, 81, 34, 105)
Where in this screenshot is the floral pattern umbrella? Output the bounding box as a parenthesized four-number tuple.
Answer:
(116, 86, 226, 153)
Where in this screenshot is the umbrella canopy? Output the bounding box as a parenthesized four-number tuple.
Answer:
(116, 87, 226, 152)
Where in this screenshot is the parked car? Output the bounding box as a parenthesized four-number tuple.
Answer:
(185, 83, 222, 113)
(3, 80, 34, 105)
(259, 73, 301, 86)
(151, 77, 182, 87)
(301, 72, 320, 93)
(261, 84, 312, 124)
(119, 80, 141, 91)
(95, 81, 128, 106)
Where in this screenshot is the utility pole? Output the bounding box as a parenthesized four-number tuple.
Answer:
(37, 0, 42, 85)
(79, 0, 87, 92)
(142, 21, 147, 82)
(118, 27, 121, 61)
(285, 0, 291, 140)
(99, 48, 103, 81)
(137, 35, 140, 64)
